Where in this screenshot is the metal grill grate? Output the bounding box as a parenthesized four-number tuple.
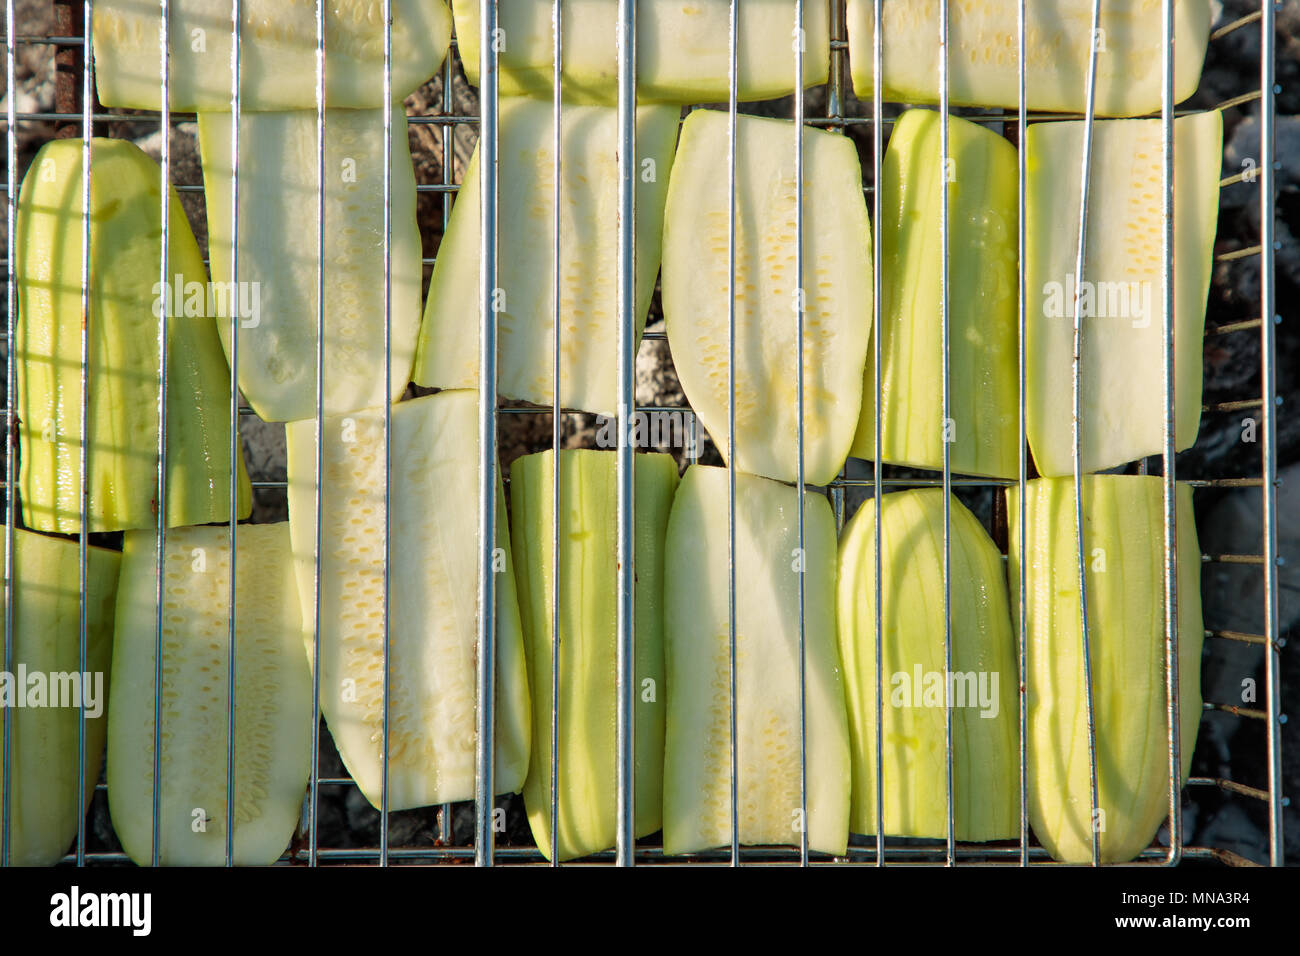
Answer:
(0, 0, 1286, 867)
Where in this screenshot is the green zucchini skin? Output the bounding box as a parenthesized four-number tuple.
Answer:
(663, 465, 850, 856)
(1008, 476, 1203, 863)
(836, 489, 1019, 841)
(15, 137, 251, 534)
(0, 529, 119, 866)
(510, 449, 678, 861)
(851, 108, 1019, 480)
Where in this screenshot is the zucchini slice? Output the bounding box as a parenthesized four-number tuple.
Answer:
(510, 449, 678, 861)
(16, 137, 251, 534)
(413, 97, 679, 418)
(452, 0, 829, 105)
(197, 107, 423, 423)
(0, 529, 119, 866)
(285, 390, 531, 810)
(1007, 476, 1203, 863)
(92, 0, 451, 110)
(836, 489, 1018, 841)
(662, 109, 873, 486)
(1026, 111, 1222, 477)
(847, 0, 1214, 116)
(851, 108, 1019, 479)
(108, 524, 311, 866)
(663, 465, 850, 856)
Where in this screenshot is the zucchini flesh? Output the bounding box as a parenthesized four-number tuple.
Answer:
(108, 524, 311, 866)
(1026, 111, 1222, 477)
(847, 0, 1213, 117)
(836, 489, 1018, 841)
(453, 0, 829, 105)
(16, 137, 251, 534)
(663, 465, 850, 855)
(413, 97, 679, 417)
(285, 391, 530, 810)
(198, 108, 423, 424)
(0, 529, 119, 866)
(1007, 476, 1203, 863)
(662, 109, 873, 486)
(510, 449, 678, 861)
(851, 109, 1019, 479)
(92, 0, 451, 110)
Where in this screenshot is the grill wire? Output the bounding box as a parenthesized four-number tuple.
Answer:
(0, 0, 1286, 866)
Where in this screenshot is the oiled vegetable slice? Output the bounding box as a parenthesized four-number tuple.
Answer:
(16, 136, 251, 533)
(0, 529, 119, 866)
(663, 465, 850, 855)
(851, 108, 1018, 479)
(1026, 111, 1222, 477)
(413, 97, 679, 417)
(847, 0, 1214, 117)
(662, 109, 873, 486)
(108, 524, 310, 866)
(453, 0, 829, 104)
(92, 0, 451, 110)
(1008, 476, 1203, 863)
(510, 449, 678, 861)
(198, 107, 423, 423)
(836, 489, 1018, 841)
(285, 390, 530, 810)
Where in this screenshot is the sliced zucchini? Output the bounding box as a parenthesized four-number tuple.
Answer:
(452, 0, 829, 105)
(1026, 111, 1222, 477)
(663, 465, 850, 856)
(850, 109, 1019, 479)
(0, 529, 119, 866)
(847, 0, 1214, 116)
(510, 449, 678, 861)
(92, 0, 451, 110)
(16, 137, 251, 534)
(285, 390, 531, 810)
(108, 523, 311, 866)
(836, 489, 1018, 841)
(1007, 475, 1203, 863)
(662, 109, 873, 486)
(197, 107, 423, 423)
(413, 97, 679, 418)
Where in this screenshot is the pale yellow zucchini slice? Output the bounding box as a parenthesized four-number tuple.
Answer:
(285, 390, 531, 810)
(663, 465, 850, 856)
(0, 529, 119, 866)
(1008, 475, 1203, 863)
(1025, 110, 1222, 477)
(413, 97, 679, 417)
(108, 523, 311, 866)
(847, 0, 1214, 117)
(93, 0, 451, 110)
(836, 489, 1018, 841)
(662, 109, 873, 486)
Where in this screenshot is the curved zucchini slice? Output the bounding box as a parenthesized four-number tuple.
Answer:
(663, 465, 850, 856)
(1008, 476, 1203, 863)
(16, 137, 251, 534)
(510, 449, 678, 861)
(836, 489, 1018, 841)
(662, 109, 873, 486)
(285, 390, 530, 810)
(851, 109, 1019, 480)
(198, 107, 423, 423)
(413, 97, 679, 417)
(0, 529, 119, 866)
(93, 0, 451, 110)
(453, 0, 829, 105)
(108, 524, 311, 866)
(847, 0, 1213, 117)
(1026, 111, 1222, 477)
